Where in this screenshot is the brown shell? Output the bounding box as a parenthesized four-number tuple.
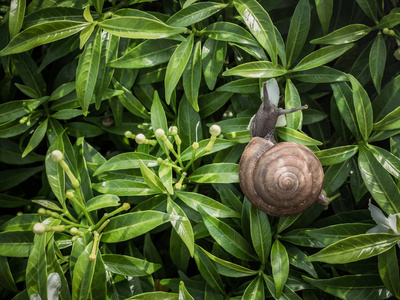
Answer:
(239, 137, 324, 217)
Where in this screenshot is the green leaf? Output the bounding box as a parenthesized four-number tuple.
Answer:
(79, 24, 95, 49)
(175, 190, 240, 218)
(9, 0, 26, 39)
(286, 244, 318, 278)
(85, 194, 120, 212)
(94, 31, 119, 109)
(0, 21, 90, 56)
(372, 74, 400, 122)
(285, 79, 303, 130)
(275, 127, 323, 146)
(183, 41, 202, 111)
(101, 211, 173, 242)
(193, 245, 225, 295)
(26, 234, 47, 299)
(216, 78, 259, 94)
(113, 78, 149, 119)
(304, 274, 391, 300)
(151, 90, 169, 153)
(310, 24, 372, 45)
(45, 134, 65, 205)
(177, 96, 202, 149)
(378, 246, 400, 297)
(307, 233, 400, 264)
(126, 292, 179, 300)
(376, 13, 400, 29)
(293, 44, 354, 72)
(98, 17, 186, 39)
(286, 0, 310, 67)
(0, 97, 47, 124)
(102, 254, 161, 277)
(201, 38, 227, 90)
(0, 231, 34, 257)
(0, 166, 43, 192)
(198, 206, 258, 261)
(0, 115, 39, 138)
(165, 34, 194, 104)
(314, 145, 358, 166)
(369, 33, 386, 93)
(271, 240, 289, 298)
(22, 118, 48, 157)
(13, 53, 46, 97)
(189, 163, 239, 183)
(250, 205, 271, 264)
(0, 214, 40, 231)
(198, 246, 258, 277)
(167, 197, 194, 257)
(277, 214, 301, 234)
(280, 229, 326, 248)
(314, 0, 333, 34)
(349, 75, 373, 141)
(179, 281, 195, 300)
(233, 0, 277, 63)
(0, 256, 19, 293)
(323, 160, 351, 195)
(93, 152, 158, 175)
(166, 2, 227, 27)
(139, 160, 165, 193)
(76, 28, 101, 115)
(201, 22, 259, 47)
(358, 144, 400, 214)
(159, 164, 174, 195)
(222, 61, 287, 78)
(307, 223, 374, 245)
(331, 82, 360, 139)
(93, 0, 104, 13)
(356, 0, 378, 22)
(92, 180, 158, 196)
(368, 144, 400, 179)
(108, 39, 178, 69)
(181, 139, 237, 161)
(373, 106, 400, 131)
(199, 91, 233, 118)
(51, 109, 84, 120)
(242, 275, 264, 300)
(83, 5, 94, 23)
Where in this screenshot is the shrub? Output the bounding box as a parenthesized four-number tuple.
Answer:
(0, 0, 400, 299)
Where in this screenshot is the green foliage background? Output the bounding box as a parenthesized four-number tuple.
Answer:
(0, 0, 400, 299)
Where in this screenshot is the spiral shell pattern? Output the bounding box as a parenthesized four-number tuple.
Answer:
(239, 138, 324, 216)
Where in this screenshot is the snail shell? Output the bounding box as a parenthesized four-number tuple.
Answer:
(239, 80, 328, 217)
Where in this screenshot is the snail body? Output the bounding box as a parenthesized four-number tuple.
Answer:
(239, 80, 328, 217)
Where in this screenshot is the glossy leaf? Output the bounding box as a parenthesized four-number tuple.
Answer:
(307, 223, 374, 245)
(0, 21, 90, 56)
(373, 106, 400, 131)
(250, 205, 271, 264)
(177, 96, 202, 149)
(98, 17, 185, 39)
(304, 274, 391, 299)
(201, 22, 259, 46)
(93, 152, 158, 176)
(358, 144, 400, 214)
(271, 240, 289, 298)
(179, 281, 195, 300)
(45, 134, 65, 205)
(202, 38, 227, 90)
(349, 75, 373, 141)
(293, 44, 353, 72)
(0, 231, 34, 257)
(167, 197, 195, 257)
(101, 211, 173, 242)
(356, 0, 378, 22)
(0, 97, 47, 124)
(180, 139, 237, 161)
(372, 74, 400, 122)
(0, 214, 40, 231)
(102, 254, 161, 277)
(166, 2, 227, 27)
(92, 180, 158, 196)
(22, 118, 48, 157)
(151, 90, 169, 154)
(175, 190, 240, 218)
(26, 233, 47, 299)
(85, 194, 120, 212)
(285, 79, 303, 130)
(9, 0, 26, 39)
(108, 39, 178, 69)
(0, 256, 19, 293)
(165, 34, 194, 104)
(369, 33, 386, 93)
(183, 41, 202, 111)
(275, 127, 323, 145)
(315, 145, 358, 166)
(233, 0, 277, 63)
(222, 61, 287, 78)
(189, 163, 239, 183)
(310, 24, 372, 45)
(242, 275, 264, 300)
(376, 13, 400, 29)
(314, 0, 333, 34)
(286, 0, 310, 67)
(199, 206, 258, 261)
(307, 233, 400, 264)
(368, 144, 400, 179)
(139, 160, 165, 193)
(286, 244, 318, 278)
(378, 246, 400, 297)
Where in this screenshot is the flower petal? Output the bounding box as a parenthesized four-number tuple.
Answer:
(366, 224, 388, 234)
(276, 115, 286, 127)
(368, 202, 391, 229)
(387, 214, 399, 234)
(264, 78, 280, 106)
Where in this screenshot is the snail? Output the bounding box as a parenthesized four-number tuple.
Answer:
(239, 80, 329, 217)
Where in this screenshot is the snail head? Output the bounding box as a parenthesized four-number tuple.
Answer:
(249, 81, 308, 140)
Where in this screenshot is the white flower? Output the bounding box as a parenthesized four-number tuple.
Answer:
(367, 201, 400, 247)
(248, 79, 286, 131)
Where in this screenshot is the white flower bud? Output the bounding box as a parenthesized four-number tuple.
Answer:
(33, 223, 46, 235)
(155, 128, 165, 138)
(209, 125, 221, 136)
(51, 150, 64, 162)
(135, 134, 146, 144)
